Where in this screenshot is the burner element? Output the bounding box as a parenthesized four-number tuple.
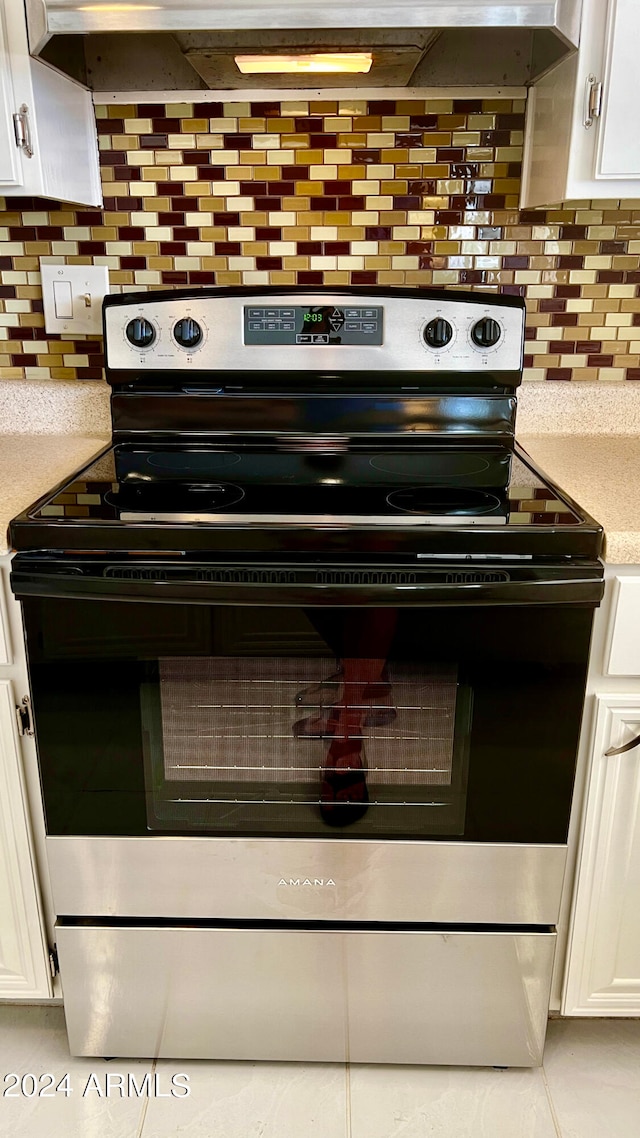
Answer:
(109, 481, 246, 514)
(145, 451, 241, 472)
(370, 453, 491, 479)
(386, 486, 503, 516)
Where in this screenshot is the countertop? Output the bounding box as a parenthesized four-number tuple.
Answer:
(519, 434, 640, 564)
(0, 434, 109, 555)
(0, 432, 638, 564)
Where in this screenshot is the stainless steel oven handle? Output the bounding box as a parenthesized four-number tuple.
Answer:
(605, 734, 640, 757)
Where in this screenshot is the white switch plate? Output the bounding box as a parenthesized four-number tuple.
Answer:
(41, 263, 109, 334)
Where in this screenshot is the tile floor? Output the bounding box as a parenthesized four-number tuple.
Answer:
(0, 1007, 638, 1138)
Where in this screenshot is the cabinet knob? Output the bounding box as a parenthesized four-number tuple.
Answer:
(605, 732, 640, 757)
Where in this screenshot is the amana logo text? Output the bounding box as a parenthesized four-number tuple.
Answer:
(277, 878, 337, 887)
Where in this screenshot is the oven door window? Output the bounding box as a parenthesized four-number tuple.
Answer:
(141, 651, 471, 834)
(22, 598, 592, 842)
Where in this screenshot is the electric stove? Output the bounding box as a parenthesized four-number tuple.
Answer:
(9, 287, 604, 1067)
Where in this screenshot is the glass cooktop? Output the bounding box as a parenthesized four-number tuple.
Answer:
(30, 443, 582, 528)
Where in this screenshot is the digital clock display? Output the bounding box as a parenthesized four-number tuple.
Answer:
(244, 304, 383, 345)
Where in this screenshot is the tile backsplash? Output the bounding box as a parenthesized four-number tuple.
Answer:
(1, 94, 639, 383)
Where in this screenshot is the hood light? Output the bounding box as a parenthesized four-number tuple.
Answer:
(234, 53, 373, 75)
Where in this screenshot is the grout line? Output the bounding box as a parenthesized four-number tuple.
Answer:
(345, 1063, 353, 1138)
(540, 1062, 564, 1138)
(134, 1057, 156, 1138)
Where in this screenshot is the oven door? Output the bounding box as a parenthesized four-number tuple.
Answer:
(13, 555, 601, 847)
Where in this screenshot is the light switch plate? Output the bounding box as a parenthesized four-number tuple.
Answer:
(41, 263, 109, 334)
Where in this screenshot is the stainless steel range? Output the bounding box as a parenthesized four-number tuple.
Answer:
(10, 287, 604, 1066)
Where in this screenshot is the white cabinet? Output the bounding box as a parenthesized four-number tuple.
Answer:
(0, 560, 52, 999)
(605, 578, 640, 676)
(521, 0, 640, 207)
(595, 0, 640, 179)
(0, 0, 101, 205)
(0, 2, 22, 186)
(563, 696, 640, 1014)
(562, 568, 640, 1016)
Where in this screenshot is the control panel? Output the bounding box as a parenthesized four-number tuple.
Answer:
(104, 291, 525, 375)
(244, 305, 383, 346)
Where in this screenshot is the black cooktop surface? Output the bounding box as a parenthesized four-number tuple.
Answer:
(10, 441, 603, 559)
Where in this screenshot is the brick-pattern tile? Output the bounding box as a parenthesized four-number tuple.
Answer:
(1, 97, 639, 381)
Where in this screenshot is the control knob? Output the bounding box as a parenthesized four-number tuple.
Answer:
(125, 317, 155, 349)
(471, 317, 501, 349)
(174, 317, 203, 350)
(423, 317, 453, 349)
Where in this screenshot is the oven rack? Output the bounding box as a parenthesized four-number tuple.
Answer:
(171, 761, 452, 773)
(167, 796, 451, 808)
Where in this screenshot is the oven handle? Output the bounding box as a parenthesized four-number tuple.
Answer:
(10, 569, 605, 607)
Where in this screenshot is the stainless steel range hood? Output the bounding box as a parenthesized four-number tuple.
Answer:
(26, 0, 582, 91)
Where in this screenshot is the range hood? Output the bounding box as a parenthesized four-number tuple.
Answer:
(26, 0, 582, 91)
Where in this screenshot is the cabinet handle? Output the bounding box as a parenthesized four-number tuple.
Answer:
(605, 733, 640, 757)
(12, 104, 33, 159)
(583, 75, 603, 129)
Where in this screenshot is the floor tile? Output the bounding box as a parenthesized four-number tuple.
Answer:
(0, 1005, 152, 1138)
(348, 1063, 559, 1138)
(543, 1018, 640, 1138)
(141, 1059, 348, 1138)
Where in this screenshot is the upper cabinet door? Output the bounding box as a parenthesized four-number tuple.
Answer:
(0, 0, 101, 205)
(0, 3, 22, 186)
(520, 0, 640, 206)
(597, 0, 640, 177)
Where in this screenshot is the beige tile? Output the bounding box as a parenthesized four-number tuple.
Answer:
(543, 1019, 640, 1138)
(349, 1063, 557, 1138)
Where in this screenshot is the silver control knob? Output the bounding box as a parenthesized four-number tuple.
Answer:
(471, 317, 501, 349)
(174, 318, 203, 349)
(125, 317, 155, 349)
(423, 317, 453, 349)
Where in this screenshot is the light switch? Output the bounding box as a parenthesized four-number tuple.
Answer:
(53, 280, 73, 319)
(41, 263, 110, 334)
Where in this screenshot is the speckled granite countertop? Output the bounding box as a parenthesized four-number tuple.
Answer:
(0, 431, 638, 565)
(519, 435, 640, 564)
(0, 434, 109, 555)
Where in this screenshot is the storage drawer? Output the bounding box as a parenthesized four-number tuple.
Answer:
(56, 922, 555, 1066)
(606, 577, 640, 675)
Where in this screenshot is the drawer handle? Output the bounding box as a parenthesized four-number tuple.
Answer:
(605, 733, 640, 757)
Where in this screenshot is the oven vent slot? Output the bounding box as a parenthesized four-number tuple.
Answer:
(105, 567, 420, 584)
(195, 569, 301, 584)
(104, 566, 510, 585)
(445, 571, 510, 583)
(107, 567, 170, 580)
(106, 567, 300, 583)
(314, 570, 417, 585)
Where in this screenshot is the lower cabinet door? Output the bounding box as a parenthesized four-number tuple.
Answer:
(0, 681, 51, 997)
(56, 923, 555, 1066)
(563, 694, 640, 1015)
